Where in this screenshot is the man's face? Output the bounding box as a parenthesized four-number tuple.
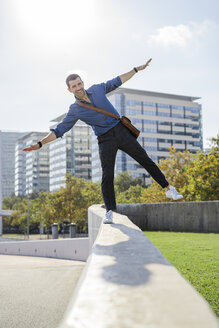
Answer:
(68, 77, 86, 98)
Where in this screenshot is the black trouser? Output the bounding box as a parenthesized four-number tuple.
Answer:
(97, 122, 169, 211)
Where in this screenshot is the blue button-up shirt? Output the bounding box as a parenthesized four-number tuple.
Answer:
(51, 76, 122, 138)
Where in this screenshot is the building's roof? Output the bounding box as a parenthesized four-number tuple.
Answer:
(17, 131, 48, 141)
(0, 130, 28, 136)
(108, 87, 200, 102)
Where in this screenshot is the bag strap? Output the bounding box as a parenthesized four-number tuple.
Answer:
(75, 101, 119, 120)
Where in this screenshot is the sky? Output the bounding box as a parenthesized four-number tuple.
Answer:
(0, 0, 218, 148)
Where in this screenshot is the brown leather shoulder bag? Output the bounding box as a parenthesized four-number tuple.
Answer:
(75, 101, 140, 138)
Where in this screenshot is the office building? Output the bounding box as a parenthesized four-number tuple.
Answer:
(15, 132, 50, 195)
(0, 130, 27, 236)
(49, 116, 92, 192)
(0, 131, 27, 199)
(92, 87, 203, 183)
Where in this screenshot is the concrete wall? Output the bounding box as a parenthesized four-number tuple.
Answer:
(0, 238, 89, 262)
(116, 201, 219, 232)
(59, 205, 218, 328)
(88, 204, 103, 250)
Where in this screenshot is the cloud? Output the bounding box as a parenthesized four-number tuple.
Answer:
(148, 20, 218, 47)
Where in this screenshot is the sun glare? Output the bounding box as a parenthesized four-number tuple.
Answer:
(11, 0, 97, 46)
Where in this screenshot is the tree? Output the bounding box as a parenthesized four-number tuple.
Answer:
(10, 198, 28, 233)
(58, 175, 90, 225)
(77, 180, 103, 230)
(48, 174, 103, 231)
(141, 147, 194, 203)
(141, 138, 219, 203)
(116, 184, 144, 204)
(181, 136, 219, 201)
(3, 135, 219, 234)
(210, 134, 219, 148)
(114, 171, 144, 193)
(3, 194, 24, 210)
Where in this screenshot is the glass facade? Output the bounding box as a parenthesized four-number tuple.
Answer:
(92, 88, 203, 184)
(49, 120, 91, 192)
(15, 142, 26, 195)
(15, 132, 49, 196)
(0, 131, 27, 200)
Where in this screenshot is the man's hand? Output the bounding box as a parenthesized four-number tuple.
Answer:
(23, 144, 40, 152)
(136, 58, 152, 72)
(119, 58, 152, 84)
(23, 131, 56, 152)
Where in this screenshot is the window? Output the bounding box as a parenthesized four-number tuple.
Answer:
(185, 107, 200, 113)
(145, 137, 157, 142)
(173, 123, 184, 127)
(172, 131, 185, 136)
(146, 146, 157, 151)
(132, 118, 143, 124)
(174, 140, 184, 144)
(126, 109, 141, 115)
(143, 127, 157, 133)
(143, 119, 156, 125)
(126, 100, 141, 106)
(157, 104, 170, 109)
(172, 105, 184, 110)
(172, 113, 184, 118)
(143, 101, 156, 107)
(159, 122, 171, 126)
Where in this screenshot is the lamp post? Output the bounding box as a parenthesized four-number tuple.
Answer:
(26, 176, 30, 240)
(143, 173, 146, 187)
(27, 195, 29, 239)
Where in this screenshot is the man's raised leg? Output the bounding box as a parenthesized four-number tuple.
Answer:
(116, 123, 183, 200)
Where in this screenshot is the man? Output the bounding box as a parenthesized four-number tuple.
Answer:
(24, 59, 183, 224)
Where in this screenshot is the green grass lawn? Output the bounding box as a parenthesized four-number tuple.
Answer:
(144, 231, 219, 317)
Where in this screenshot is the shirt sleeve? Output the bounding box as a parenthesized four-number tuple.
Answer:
(101, 76, 122, 94)
(50, 106, 78, 138)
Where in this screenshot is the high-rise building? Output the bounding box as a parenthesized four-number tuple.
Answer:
(92, 87, 203, 183)
(0, 131, 27, 199)
(15, 132, 50, 195)
(49, 116, 92, 192)
(0, 130, 27, 236)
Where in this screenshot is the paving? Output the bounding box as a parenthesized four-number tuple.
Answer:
(0, 255, 85, 328)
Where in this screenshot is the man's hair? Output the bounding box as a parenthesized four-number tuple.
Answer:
(66, 74, 82, 88)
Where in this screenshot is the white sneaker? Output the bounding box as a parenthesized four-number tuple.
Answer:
(103, 210, 113, 224)
(166, 186, 183, 200)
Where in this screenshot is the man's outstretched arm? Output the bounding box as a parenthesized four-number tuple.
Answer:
(23, 131, 56, 151)
(119, 58, 152, 84)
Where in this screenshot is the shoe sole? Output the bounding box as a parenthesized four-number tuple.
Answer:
(166, 194, 183, 200)
(173, 196, 183, 200)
